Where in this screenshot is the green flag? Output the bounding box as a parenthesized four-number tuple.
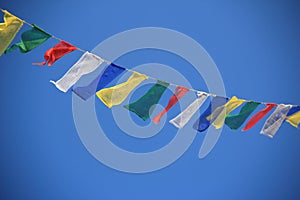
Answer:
(225, 101, 260, 130)
(5, 24, 51, 53)
(124, 80, 169, 121)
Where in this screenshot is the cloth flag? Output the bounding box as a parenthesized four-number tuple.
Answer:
(5, 24, 51, 53)
(50, 52, 104, 92)
(169, 92, 208, 128)
(33, 41, 77, 66)
(286, 111, 300, 128)
(207, 96, 245, 129)
(287, 106, 300, 116)
(193, 96, 228, 132)
(225, 101, 260, 130)
(73, 63, 125, 100)
(152, 86, 189, 124)
(124, 80, 169, 121)
(96, 72, 148, 108)
(0, 10, 23, 56)
(242, 103, 276, 131)
(260, 104, 292, 138)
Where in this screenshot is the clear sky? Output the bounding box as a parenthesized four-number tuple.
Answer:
(0, 0, 300, 199)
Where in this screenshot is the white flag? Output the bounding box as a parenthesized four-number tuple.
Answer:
(169, 92, 208, 128)
(260, 104, 292, 138)
(50, 52, 104, 92)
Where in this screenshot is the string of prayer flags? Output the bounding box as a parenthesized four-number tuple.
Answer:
(169, 92, 208, 128)
(5, 24, 51, 53)
(225, 101, 260, 130)
(33, 41, 77, 66)
(193, 96, 228, 132)
(286, 110, 300, 128)
(73, 63, 125, 100)
(124, 80, 169, 121)
(207, 96, 245, 129)
(242, 103, 276, 131)
(260, 104, 292, 138)
(50, 52, 104, 92)
(96, 72, 148, 108)
(0, 10, 23, 56)
(153, 86, 189, 124)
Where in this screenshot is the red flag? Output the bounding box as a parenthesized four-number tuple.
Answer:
(153, 86, 189, 124)
(33, 41, 77, 66)
(242, 103, 276, 131)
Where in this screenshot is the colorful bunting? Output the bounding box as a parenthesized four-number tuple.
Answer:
(5, 24, 51, 53)
(286, 111, 300, 128)
(33, 41, 77, 66)
(193, 96, 228, 132)
(124, 80, 169, 120)
(169, 92, 208, 128)
(225, 101, 260, 130)
(260, 104, 292, 138)
(73, 63, 125, 100)
(153, 86, 189, 124)
(0, 10, 23, 56)
(242, 103, 276, 131)
(50, 51, 104, 92)
(207, 96, 245, 129)
(96, 72, 148, 108)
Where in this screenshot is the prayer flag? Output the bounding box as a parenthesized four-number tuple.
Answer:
(153, 86, 189, 124)
(5, 24, 51, 53)
(286, 111, 300, 128)
(33, 41, 77, 66)
(51, 52, 104, 92)
(96, 72, 148, 108)
(169, 92, 208, 128)
(260, 104, 292, 138)
(287, 106, 300, 116)
(225, 101, 260, 130)
(124, 80, 169, 121)
(0, 10, 23, 56)
(73, 63, 125, 100)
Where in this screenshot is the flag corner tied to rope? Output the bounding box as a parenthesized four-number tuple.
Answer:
(51, 52, 104, 92)
(260, 104, 292, 138)
(96, 71, 148, 108)
(124, 80, 169, 121)
(5, 24, 51, 54)
(207, 96, 245, 129)
(33, 41, 78, 66)
(152, 86, 189, 124)
(0, 9, 23, 56)
(169, 91, 208, 129)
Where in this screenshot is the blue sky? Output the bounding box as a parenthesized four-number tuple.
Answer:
(0, 0, 300, 199)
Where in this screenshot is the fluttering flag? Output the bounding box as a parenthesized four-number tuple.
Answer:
(50, 52, 104, 92)
(225, 101, 260, 130)
(73, 63, 125, 100)
(0, 10, 23, 56)
(96, 72, 148, 108)
(242, 103, 276, 131)
(286, 111, 300, 128)
(152, 86, 189, 124)
(207, 96, 245, 129)
(5, 24, 51, 53)
(124, 80, 169, 121)
(260, 104, 292, 138)
(33, 41, 77, 66)
(193, 96, 228, 132)
(287, 106, 300, 117)
(169, 92, 208, 128)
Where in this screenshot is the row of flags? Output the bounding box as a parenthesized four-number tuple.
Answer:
(1, 9, 300, 138)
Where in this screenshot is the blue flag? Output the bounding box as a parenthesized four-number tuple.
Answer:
(193, 96, 228, 132)
(287, 106, 300, 116)
(73, 63, 125, 100)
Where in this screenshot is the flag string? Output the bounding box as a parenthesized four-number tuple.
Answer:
(1, 8, 297, 107)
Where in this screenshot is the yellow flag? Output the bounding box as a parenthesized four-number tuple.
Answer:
(207, 96, 245, 129)
(0, 10, 23, 56)
(96, 72, 148, 108)
(286, 111, 300, 128)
